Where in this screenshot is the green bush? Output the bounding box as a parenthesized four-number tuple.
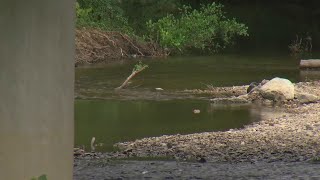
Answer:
(76, 2, 92, 27)
(76, 0, 133, 34)
(146, 3, 249, 53)
(121, 0, 182, 36)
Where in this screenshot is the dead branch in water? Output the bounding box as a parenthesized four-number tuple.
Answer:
(115, 62, 148, 90)
(288, 33, 313, 56)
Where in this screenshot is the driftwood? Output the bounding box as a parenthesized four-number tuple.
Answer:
(115, 65, 148, 90)
(90, 137, 96, 152)
(300, 59, 320, 69)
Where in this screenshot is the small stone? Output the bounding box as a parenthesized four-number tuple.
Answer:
(161, 143, 167, 147)
(247, 82, 259, 93)
(295, 93, 320, 104)
(155, 88, 164, 91)
(193, 109, 201, 114)
(306, 131, 314, 136)
(240, 141, 245, 145)
(123, 148, 133, 154)
(197, 157, 207, 163)
(305, 125, 313, 130)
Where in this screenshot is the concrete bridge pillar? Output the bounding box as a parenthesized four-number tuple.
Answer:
(0, 1, 74, 179)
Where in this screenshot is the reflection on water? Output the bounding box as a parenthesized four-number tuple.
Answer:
(75, 100, 260, 151)
(300, 70, 320, 81)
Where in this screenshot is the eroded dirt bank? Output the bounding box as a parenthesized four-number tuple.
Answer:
(115, 81, 320, 163)
(75, 28, 166, 65)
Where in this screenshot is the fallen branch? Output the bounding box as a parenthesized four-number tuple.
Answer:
(115, 62, 148, 90)
(91, 137, 96, 152)
(300, 59, 320, 69)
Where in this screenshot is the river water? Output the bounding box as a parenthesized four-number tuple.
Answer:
(75, 54, 319, 152)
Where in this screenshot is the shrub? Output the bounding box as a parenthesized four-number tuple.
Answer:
(146, 3, 249, 53)
(76, 2, 92, 27)
(288, 33, 312, 57)
(76, 0, 133, 34)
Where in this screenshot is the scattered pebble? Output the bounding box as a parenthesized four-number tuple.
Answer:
(193, 109, 201, 114)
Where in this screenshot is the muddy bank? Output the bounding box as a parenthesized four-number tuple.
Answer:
(75, 28, 166, 65)
(74, 159, 320, 179)
(114, 81, 320, 163)
(183, 85, 248, 98)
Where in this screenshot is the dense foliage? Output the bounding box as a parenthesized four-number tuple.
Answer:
(121, 0, 182, 34)
(75, 0, 319, 52)
(76, 0, 133, 34)
(75, 0, 249, 53)
(146, 3, 249, 53)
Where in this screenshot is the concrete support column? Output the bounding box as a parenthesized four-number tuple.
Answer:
(0, 1, 74, 179)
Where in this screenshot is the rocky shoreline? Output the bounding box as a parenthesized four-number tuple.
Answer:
(113, 81, 320, 163)
(74, 80, 320, 179)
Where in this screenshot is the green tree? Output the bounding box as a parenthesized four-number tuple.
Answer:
(76, 0, 133, 33)
(146, 3, 249, 54)
(121, 0, 182, 35)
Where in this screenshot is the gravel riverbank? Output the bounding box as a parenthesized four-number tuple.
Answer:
(74, 81, 320, 179)
(115, 81, 320, 163)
